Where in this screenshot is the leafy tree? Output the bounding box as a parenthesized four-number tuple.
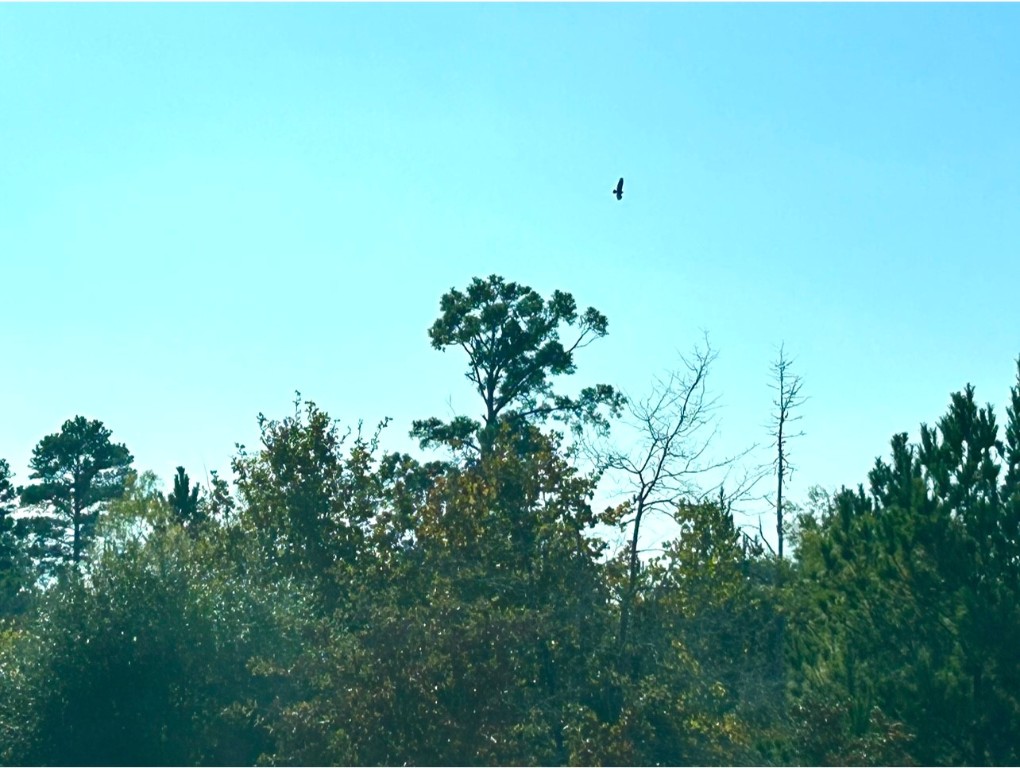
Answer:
(19, 416, 133, 573)
(233, 396, 387, 610)
(204, 469, 235, 522)
(411, 275, 624, 456)
(0, 521, 307, 766)
(259, 423, 617, 766)
(607, 499, 781, 764)
(93, 470, 171, 550)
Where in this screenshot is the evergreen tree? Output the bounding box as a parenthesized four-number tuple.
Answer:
(787, 369, 1020, 765)
(167, 465, 206, 536)
(0, 459, 31, 617)
(20, 417, 133, 574)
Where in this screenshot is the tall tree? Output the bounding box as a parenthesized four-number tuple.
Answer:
(0, 458, 31, 616)
(588, 337, 757, 660)
(20, 416, 133, 572)
(411, 275, 624, 457)
(768, 344, 805, 559)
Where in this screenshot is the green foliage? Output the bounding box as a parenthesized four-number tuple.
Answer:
(0, 523, 309, 766)
(787, 372, 1020, 765)
(784, 693, 917, 767)
(0, 459, 31, 617)
(605, 501, 781, 765)
(0, 278, 1016, 766)
(233, 396, 386, 610)
(653, 502, 781, 717)
(258, 424, 616, 765)
(205, 469, 236, 522)
(412, 275, 624, 455)
(168, 465, 207, 535)
(99, 470, 172, 544)
(19, 416, 133, 573)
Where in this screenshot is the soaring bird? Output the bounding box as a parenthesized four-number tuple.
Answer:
(612, 177, 624, 200)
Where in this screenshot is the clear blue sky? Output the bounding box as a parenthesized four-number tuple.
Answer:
(2, 4, 1019, 549)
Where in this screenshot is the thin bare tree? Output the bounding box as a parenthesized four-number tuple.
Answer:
(588, 334, 761, 655)
(768, 343, 806, 560)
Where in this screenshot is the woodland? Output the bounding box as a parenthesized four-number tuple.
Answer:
(1, 274, 1018, 766)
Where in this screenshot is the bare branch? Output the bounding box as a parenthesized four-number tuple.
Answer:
(768, 342, 807, 559)
(585, 335, 763, 658)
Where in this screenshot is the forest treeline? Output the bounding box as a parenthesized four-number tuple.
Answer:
(1, 275, 1019, 766)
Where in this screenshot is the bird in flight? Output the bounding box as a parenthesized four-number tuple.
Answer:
(612, 177, 624, 200)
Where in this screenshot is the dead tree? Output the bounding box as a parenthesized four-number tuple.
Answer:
(589, 335, 760, 661)
(768, 343, 806, 560)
